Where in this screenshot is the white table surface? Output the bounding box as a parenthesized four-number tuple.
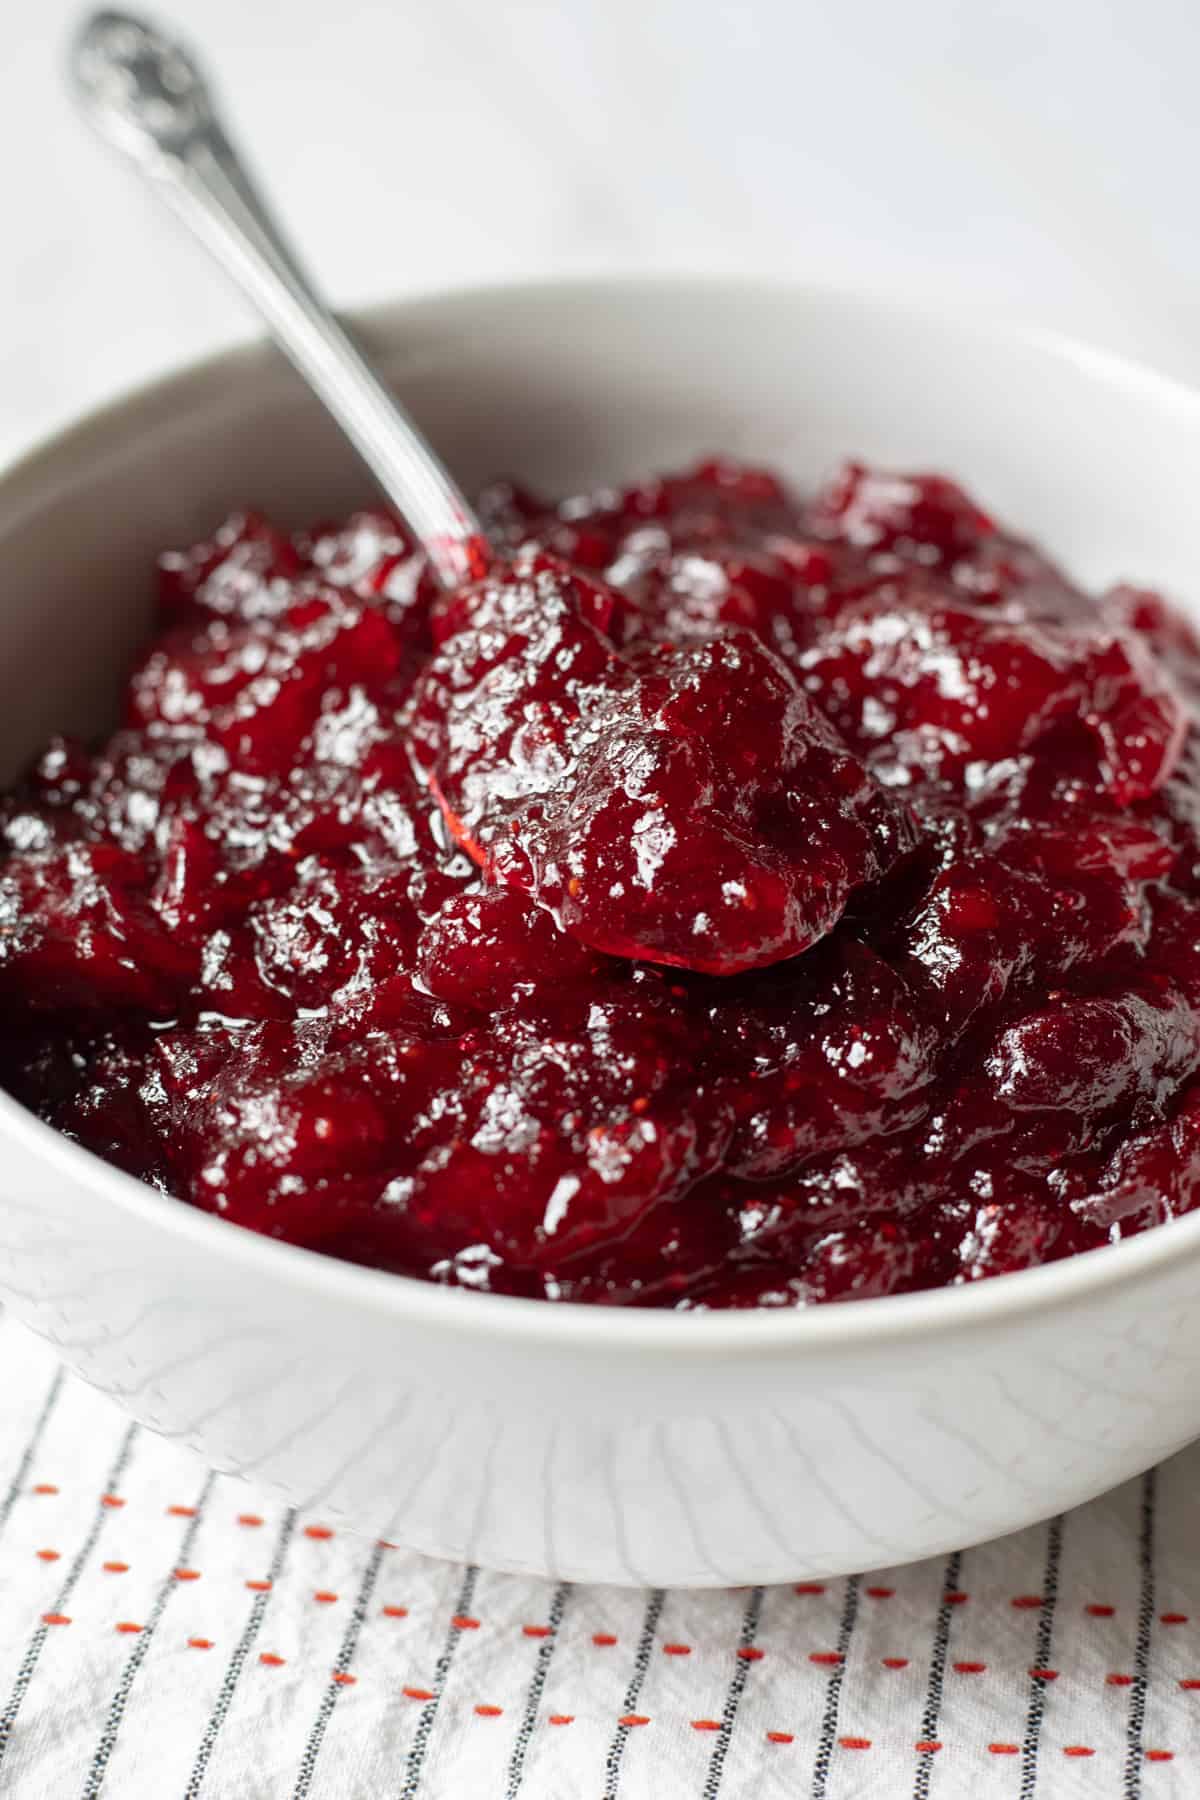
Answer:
(7, 0, 1200, 471)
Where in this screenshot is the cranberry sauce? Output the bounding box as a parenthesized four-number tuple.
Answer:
(3, 457, 1200, 1307)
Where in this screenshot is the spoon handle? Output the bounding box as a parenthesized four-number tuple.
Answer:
(70, 9, 487, 589)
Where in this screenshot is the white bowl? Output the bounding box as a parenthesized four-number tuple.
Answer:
(3, 276, 1200, 1587)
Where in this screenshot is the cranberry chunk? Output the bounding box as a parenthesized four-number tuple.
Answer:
(383, 973, 734, 1274)
(708, 938, 939, 1179)
(412, 553, 915, 973)
(1072, 1076, 1200, 1236)
(129, 590, 402, 775)
(810, 461, 997, 562)
(157, 511, 301, 625)
(799, 586, 1186, 799)
(0, 843, 193, 1013)
(415, 883, 600, 1010)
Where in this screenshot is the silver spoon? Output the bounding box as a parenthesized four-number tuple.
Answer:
(69, 9, 489, 590)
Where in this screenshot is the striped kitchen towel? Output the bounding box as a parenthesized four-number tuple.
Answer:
(0, 1314, 1195, 1797)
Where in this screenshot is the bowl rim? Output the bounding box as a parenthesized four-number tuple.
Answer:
(6, 267, 1200, 1356)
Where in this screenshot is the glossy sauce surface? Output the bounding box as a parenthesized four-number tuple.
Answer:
(4, 457, 1200, 1307)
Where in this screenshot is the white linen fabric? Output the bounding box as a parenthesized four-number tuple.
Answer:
(0, 1316, 1196, 1797)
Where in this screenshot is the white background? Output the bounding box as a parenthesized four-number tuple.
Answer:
(7, 0, 1200, 463)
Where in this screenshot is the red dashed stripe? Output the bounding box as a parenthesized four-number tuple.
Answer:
(102, 1562, 128, 1574)
(20, 1436, 1182, 1772)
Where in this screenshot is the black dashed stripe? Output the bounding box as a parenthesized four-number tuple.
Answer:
(81, 1470, 217, 1798)
(291, 1538, 387, 1799)
(811, 1575, 862, 1800)
(602, 1589, 666, 1798)
(184, 1508, 297, 1798)
(913, 1550, 963, 1798)
(0, 1364, 64, 1541)
(0, 1422, 138, 1770)
(702, 1586, 765, 1798)
(1125, 1470, 1157, 1799)
(399, 1564, 480, 1800)
(1019, 1515, 1064, 1800)
(504, 1581, 570, 1797)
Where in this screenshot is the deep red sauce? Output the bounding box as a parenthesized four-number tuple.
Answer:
(4, 456, 1200, 1307)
